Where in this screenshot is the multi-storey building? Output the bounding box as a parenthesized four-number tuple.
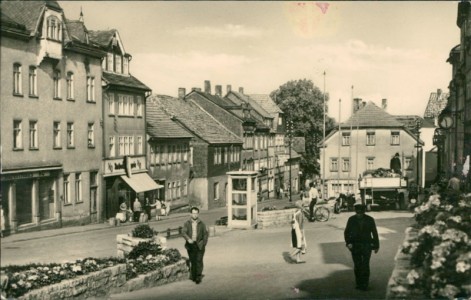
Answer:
(146, 96, 193, 208)
(0, 1, 106, 232)
(149, 94, 243, 210)
(319, 101, 423, 198)
(88, 29, 154, 220)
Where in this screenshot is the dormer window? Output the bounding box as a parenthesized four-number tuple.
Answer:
(123, 57, 129, 74)
(47, 16, 62, 41)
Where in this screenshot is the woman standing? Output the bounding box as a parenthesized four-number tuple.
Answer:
(290, 200, 306, 263)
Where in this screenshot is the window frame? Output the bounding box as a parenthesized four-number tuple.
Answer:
(29, 120, 38, 149)
(75, 173, 82, 203)
(67, 122, 74, 148)
(29, 66, 38, 97)
(342, 158, 350, 172)
(53, 121, 61, 149)
(46, 16, 62, 41)
(330, 158, 339, 172)
(86, 76, 95, 102)
(366, 157, 375, 170)
(109, 136, 116, 157)
(66, 72, 74, 100)
(53, 70, 61, 99)
(214, 182, 220, 201)
(390, 131, 400, 146)
(342, 132, 351, 146)
(366, 131, 376, 146)
(88, 123, 95, 148)
(63, 174, 71, 205)
(13, 119, 23, 150)
(13, 63, 22, 95)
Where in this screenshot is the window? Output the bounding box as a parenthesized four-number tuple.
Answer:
(13, 63, 22, 95)
(278, 114, 282, 126)
(183, 145, 188, 162)
(53, 70, 61, 99)
(366, 131, 375, 146)
(87, 77, 95, 102)
(176, 181, 181, 198)
(404, 156, 412, 170)
(391, 131, 400, 145)
(13, 120, 22, 149)
(137, 136, 143, 154)
(109, 136, 116, 157)
(342, 158, 350, 172)
(129, 136, 134, 155)
(183, 179, 188, 196)
(128, 96, 134, 115)
(66, 72, 74, 100)
(332, 184, 341, 194)
(108, 94, 115, 115)
(107, 53, 114, 72)
(367, 157, 375, 170)
(330, 158, 338, 171)
(214, 182, 219, 200)
(67, 122, 74, 147)
(63, 174, 71, 204)
(136, 96, 142, 116)
(123, 56, 129, 74)
(118, 95, 124, 115)
(75, 173, 82, 203)
(29, 121, 38, 149)
(342, 132, 351, 146)
(155, 146, 161, 164)
(119, 137, 124, 156)
(29, 66, 37, 96)
(53, 122, 61, 148)
(47, 16, 61, 40)
(214, 147, 222, 165)
(115, 55, 122, 73)
(88, 123, 95, 147)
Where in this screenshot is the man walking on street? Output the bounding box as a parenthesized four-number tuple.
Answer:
(308, 182, 319, 222)
(182, 207, 209, 284)
(344, 203, 379, 291)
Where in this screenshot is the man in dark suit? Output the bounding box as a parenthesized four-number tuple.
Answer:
(182, 207, 209, 284)
(344, 203, 379, 291)
(390, 153, 402, 175)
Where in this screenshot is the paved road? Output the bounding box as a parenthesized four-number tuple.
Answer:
(109, 211, 413, 300)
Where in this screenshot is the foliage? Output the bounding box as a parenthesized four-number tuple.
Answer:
(401, 193, 471, 299)
(270, 79, 335, 179)
(3, 257, 125, 298)
(131, 224, 155, 239)
(127, 241, 162, 260)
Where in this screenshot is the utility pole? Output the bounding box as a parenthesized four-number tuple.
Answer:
(288, 119, 293, 202)
(415, 117, 422, 192)
(322, 71, 326, 199)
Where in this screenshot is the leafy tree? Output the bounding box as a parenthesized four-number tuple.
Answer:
(270, 79, 336, 180)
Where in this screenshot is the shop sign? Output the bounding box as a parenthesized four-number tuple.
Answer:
(104, 156, 146, 176)
(1, 171, 51, 181)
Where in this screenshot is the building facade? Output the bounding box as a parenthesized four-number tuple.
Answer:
(88, 29, 154, 220)
(0, 1, 105, 232)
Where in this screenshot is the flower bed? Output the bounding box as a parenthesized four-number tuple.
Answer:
(1, 225, 185, 299)
(389, 193, 471, 299)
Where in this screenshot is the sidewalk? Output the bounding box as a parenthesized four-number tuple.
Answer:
(1, 196, 300, 244)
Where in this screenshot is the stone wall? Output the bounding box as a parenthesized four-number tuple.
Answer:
(386, 227, 424, 299)
(257, 208, 296, 229)
(18, 265, 127, 300)
(18, 260, 189, 300)
(111, 259, 188, 294)
(116, 234, 165, 258)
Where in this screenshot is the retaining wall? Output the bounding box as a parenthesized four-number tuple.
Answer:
(257, 208, 296, 229)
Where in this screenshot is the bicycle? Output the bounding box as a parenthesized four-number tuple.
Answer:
(299, 202, 331, 222)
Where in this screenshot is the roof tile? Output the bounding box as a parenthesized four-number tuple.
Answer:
(146, 101, 193, 139)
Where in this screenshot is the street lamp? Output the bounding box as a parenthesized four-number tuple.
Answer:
(287, 119, 294, 202)
(415, 117, 422, 190)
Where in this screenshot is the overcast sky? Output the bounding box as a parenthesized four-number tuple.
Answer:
(59, 1, 458, 122)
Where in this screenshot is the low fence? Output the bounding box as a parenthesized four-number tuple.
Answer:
(256, 208, 297, 229)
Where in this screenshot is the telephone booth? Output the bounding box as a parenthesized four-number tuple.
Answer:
(227, 171, 258, 229)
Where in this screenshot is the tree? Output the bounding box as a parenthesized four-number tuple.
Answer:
(270, 79, 336, 180)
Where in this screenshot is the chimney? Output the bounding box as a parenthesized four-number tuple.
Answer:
(239, 87, 244, 94)
(215, 85, 222, 96)
(178, 88, 186, 100)
(352, 98, 362, 113)
(204, 80, 211, 94)
(437, 89, 442, 97)
(381, 98, 387, 110)
(227, 85, 232, 94)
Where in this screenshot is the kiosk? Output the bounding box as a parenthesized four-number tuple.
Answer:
(227, 171, 258, 229)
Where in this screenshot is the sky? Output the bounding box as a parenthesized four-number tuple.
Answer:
(59, 1, 458, 122)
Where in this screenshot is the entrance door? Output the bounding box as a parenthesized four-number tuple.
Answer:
(90, 187, 97, 223)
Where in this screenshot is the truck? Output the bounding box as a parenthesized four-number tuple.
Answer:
(359, 169, 408, 211)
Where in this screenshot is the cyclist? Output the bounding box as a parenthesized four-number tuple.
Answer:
(308, 182, 319, 222)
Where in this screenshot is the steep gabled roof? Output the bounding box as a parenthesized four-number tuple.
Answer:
(102, 72, 151, 92)
(424, 90, 449, 119)
(229, 92, 273, 119)
(248, 94, 283, 114)
(65, 19, 88, 43)
(149, 95, 243, 145)
(190, 91, 236, 107)
(88, 29, 126, 54)
(341, 101, 404, 128)
(146, 101, 193, 139)
(1, 0, 61, 36)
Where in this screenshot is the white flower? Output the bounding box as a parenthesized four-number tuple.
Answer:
(25, 282, 32, 288)
(448, 216, 462, 223)
(71, 265, 82, 272)
(407, 269, 419, 285)
(27, 275, 39, 281)
(11, 283, 17, 289)
(456, 261, 470, 273)
(17, 279, 25, 286)
(43, 267, 49, 271)
(438, 284, 460, 299)
(146, 254, 153, 260)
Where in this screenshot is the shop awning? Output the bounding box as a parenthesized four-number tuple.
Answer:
(121, 173, 163, 193)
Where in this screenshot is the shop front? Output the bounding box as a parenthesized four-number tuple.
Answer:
(103, 156, 162, 220)
(1, 165, 61, 233)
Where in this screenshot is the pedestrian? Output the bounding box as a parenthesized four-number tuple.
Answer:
(144, 197, 152, 220)
(279, 186, 284, 199)
(133, 198, 142, 222)
(390, 153, 402, 175)
(153, 199, 162, 221)
(344, 202, 379, 291)
(164, 199, 171, 216)
(290, 200, 306, 263)
(308, 182, 319, 222)
(182, 207, 209, 284)
(0, 201, 5, 238)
